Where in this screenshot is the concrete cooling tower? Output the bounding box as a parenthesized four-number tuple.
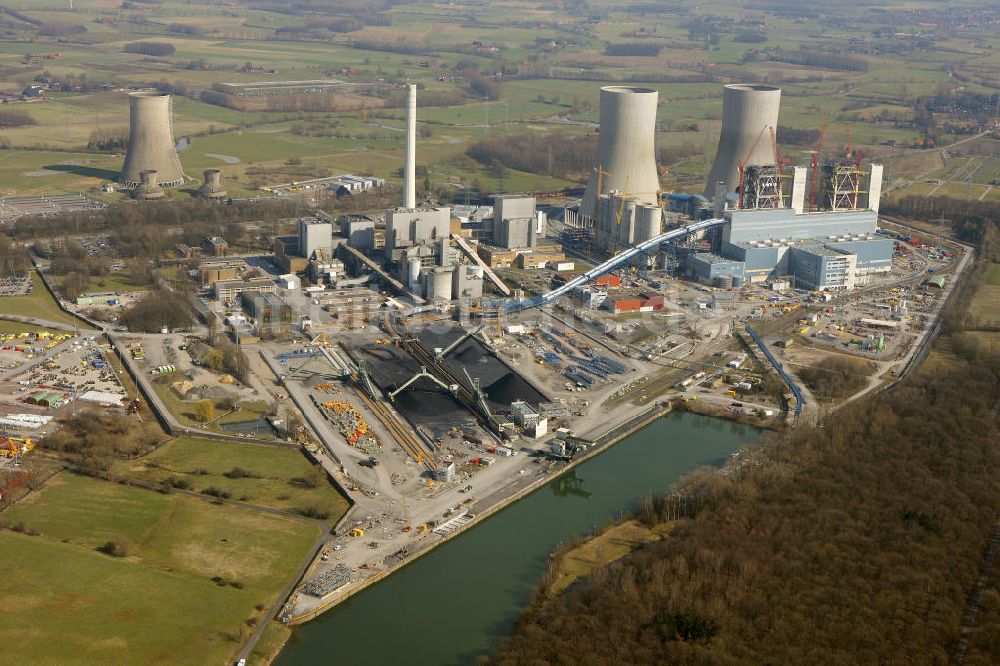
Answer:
(198, 169, 227, 199)
(119, 92, 184, 189)
(581, 86, 660, 219)
(135, 170, 164, 200)
(704, 84, 781, 198)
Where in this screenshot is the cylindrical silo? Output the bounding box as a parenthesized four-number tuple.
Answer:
(716, 275, 734, 290)
(704, 84, 781, 198)
(119, 92, 184, 189)
(581, 86, 660, 219)
(425, 267, 452, 301)
(407, 258, 422, 289)
(135, 170, 164, 200)
(619, 198, 637, 246)
(636, 204, 662, 243)
(198, 169, 227, 199)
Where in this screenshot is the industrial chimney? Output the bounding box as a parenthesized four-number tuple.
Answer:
(581, 86, 660, 219)
(404, 84, 417, 209)
(704, 84, 781, 198)
(198, 169, 227, 199)
(119, 92, 184, 189)
(135, 170, 165, 200)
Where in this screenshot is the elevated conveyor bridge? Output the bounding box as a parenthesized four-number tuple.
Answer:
(506, 218, 725, 313)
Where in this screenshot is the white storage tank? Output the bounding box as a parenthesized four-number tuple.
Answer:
(407, 258, 422, 288)
(636, 204, 662, 243)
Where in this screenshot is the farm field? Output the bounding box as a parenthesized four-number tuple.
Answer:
(0, 472, 322, 665)
(116, 436, 351, 517)
(0, 0, 995, 200)
(969, 263, 1000, 329)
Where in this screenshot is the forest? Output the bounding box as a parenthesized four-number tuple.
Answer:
(493, 241, 1000, 663)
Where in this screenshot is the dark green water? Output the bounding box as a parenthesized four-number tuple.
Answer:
(276, 412, 758, 666)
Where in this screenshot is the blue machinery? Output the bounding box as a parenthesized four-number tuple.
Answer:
(744, 324, 805, 419)
(505, 217, 725, 313)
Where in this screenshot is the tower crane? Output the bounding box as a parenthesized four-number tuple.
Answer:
(592, 165, 614, 227)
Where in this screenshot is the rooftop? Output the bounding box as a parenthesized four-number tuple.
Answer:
(691, 252, 743, 265)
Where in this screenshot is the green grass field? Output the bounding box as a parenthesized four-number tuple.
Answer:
(981, 263, 1000, 287)
(969, 269, 1000, 328)
(85, 271, 152, 294)
(0, 472, 321, 665)
(0, 320, 66, 337)
(0, 272, 95, 329)
(116, 436, 350, 517)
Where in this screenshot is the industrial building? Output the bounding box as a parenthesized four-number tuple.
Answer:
(199, 259, 248, 287)
(202, 236, 229, 257)
(510, 401, 548, 439)
(686, 166, 892, 290)
(241, 292, 293, 338)
(315, 287, 386, 327)
(452, 265, 485, 299)
(212, 80, 355, 97)
(386, 207, 451, 248)
(602, 292, 664, 314)
(119, 92, 184, 189)
(492, 195, 546, 249)
(274, 217, 344, 273)
(214, 276, 277, 302)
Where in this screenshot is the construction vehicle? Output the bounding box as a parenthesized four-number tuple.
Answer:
(0, 437, 33, 457)
(349, 527, 365, 538)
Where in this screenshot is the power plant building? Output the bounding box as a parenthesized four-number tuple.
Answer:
(686, 167, 892, 290)
(299, 218, 334, 259)
(492, 195, 546, 249)
(581, 86, 660, 219)
(119, 92, 184, 189)
(386, 207, 451, 248)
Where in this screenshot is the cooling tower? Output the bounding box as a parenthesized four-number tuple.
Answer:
(704, 84, 781, 198)
(198, 169, 227, 199)
(581, 86, 660, 219)
(119, 92, 184, 189)
(135, 170, 165, 200)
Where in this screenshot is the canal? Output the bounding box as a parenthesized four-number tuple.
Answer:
(275, 412, 759, 666)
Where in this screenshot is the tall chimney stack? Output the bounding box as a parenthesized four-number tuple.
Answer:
(404, 84, 417, 209)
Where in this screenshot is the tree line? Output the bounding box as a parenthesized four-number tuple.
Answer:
(742, 47, 870, 72)
(123, 42, 176, 57)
